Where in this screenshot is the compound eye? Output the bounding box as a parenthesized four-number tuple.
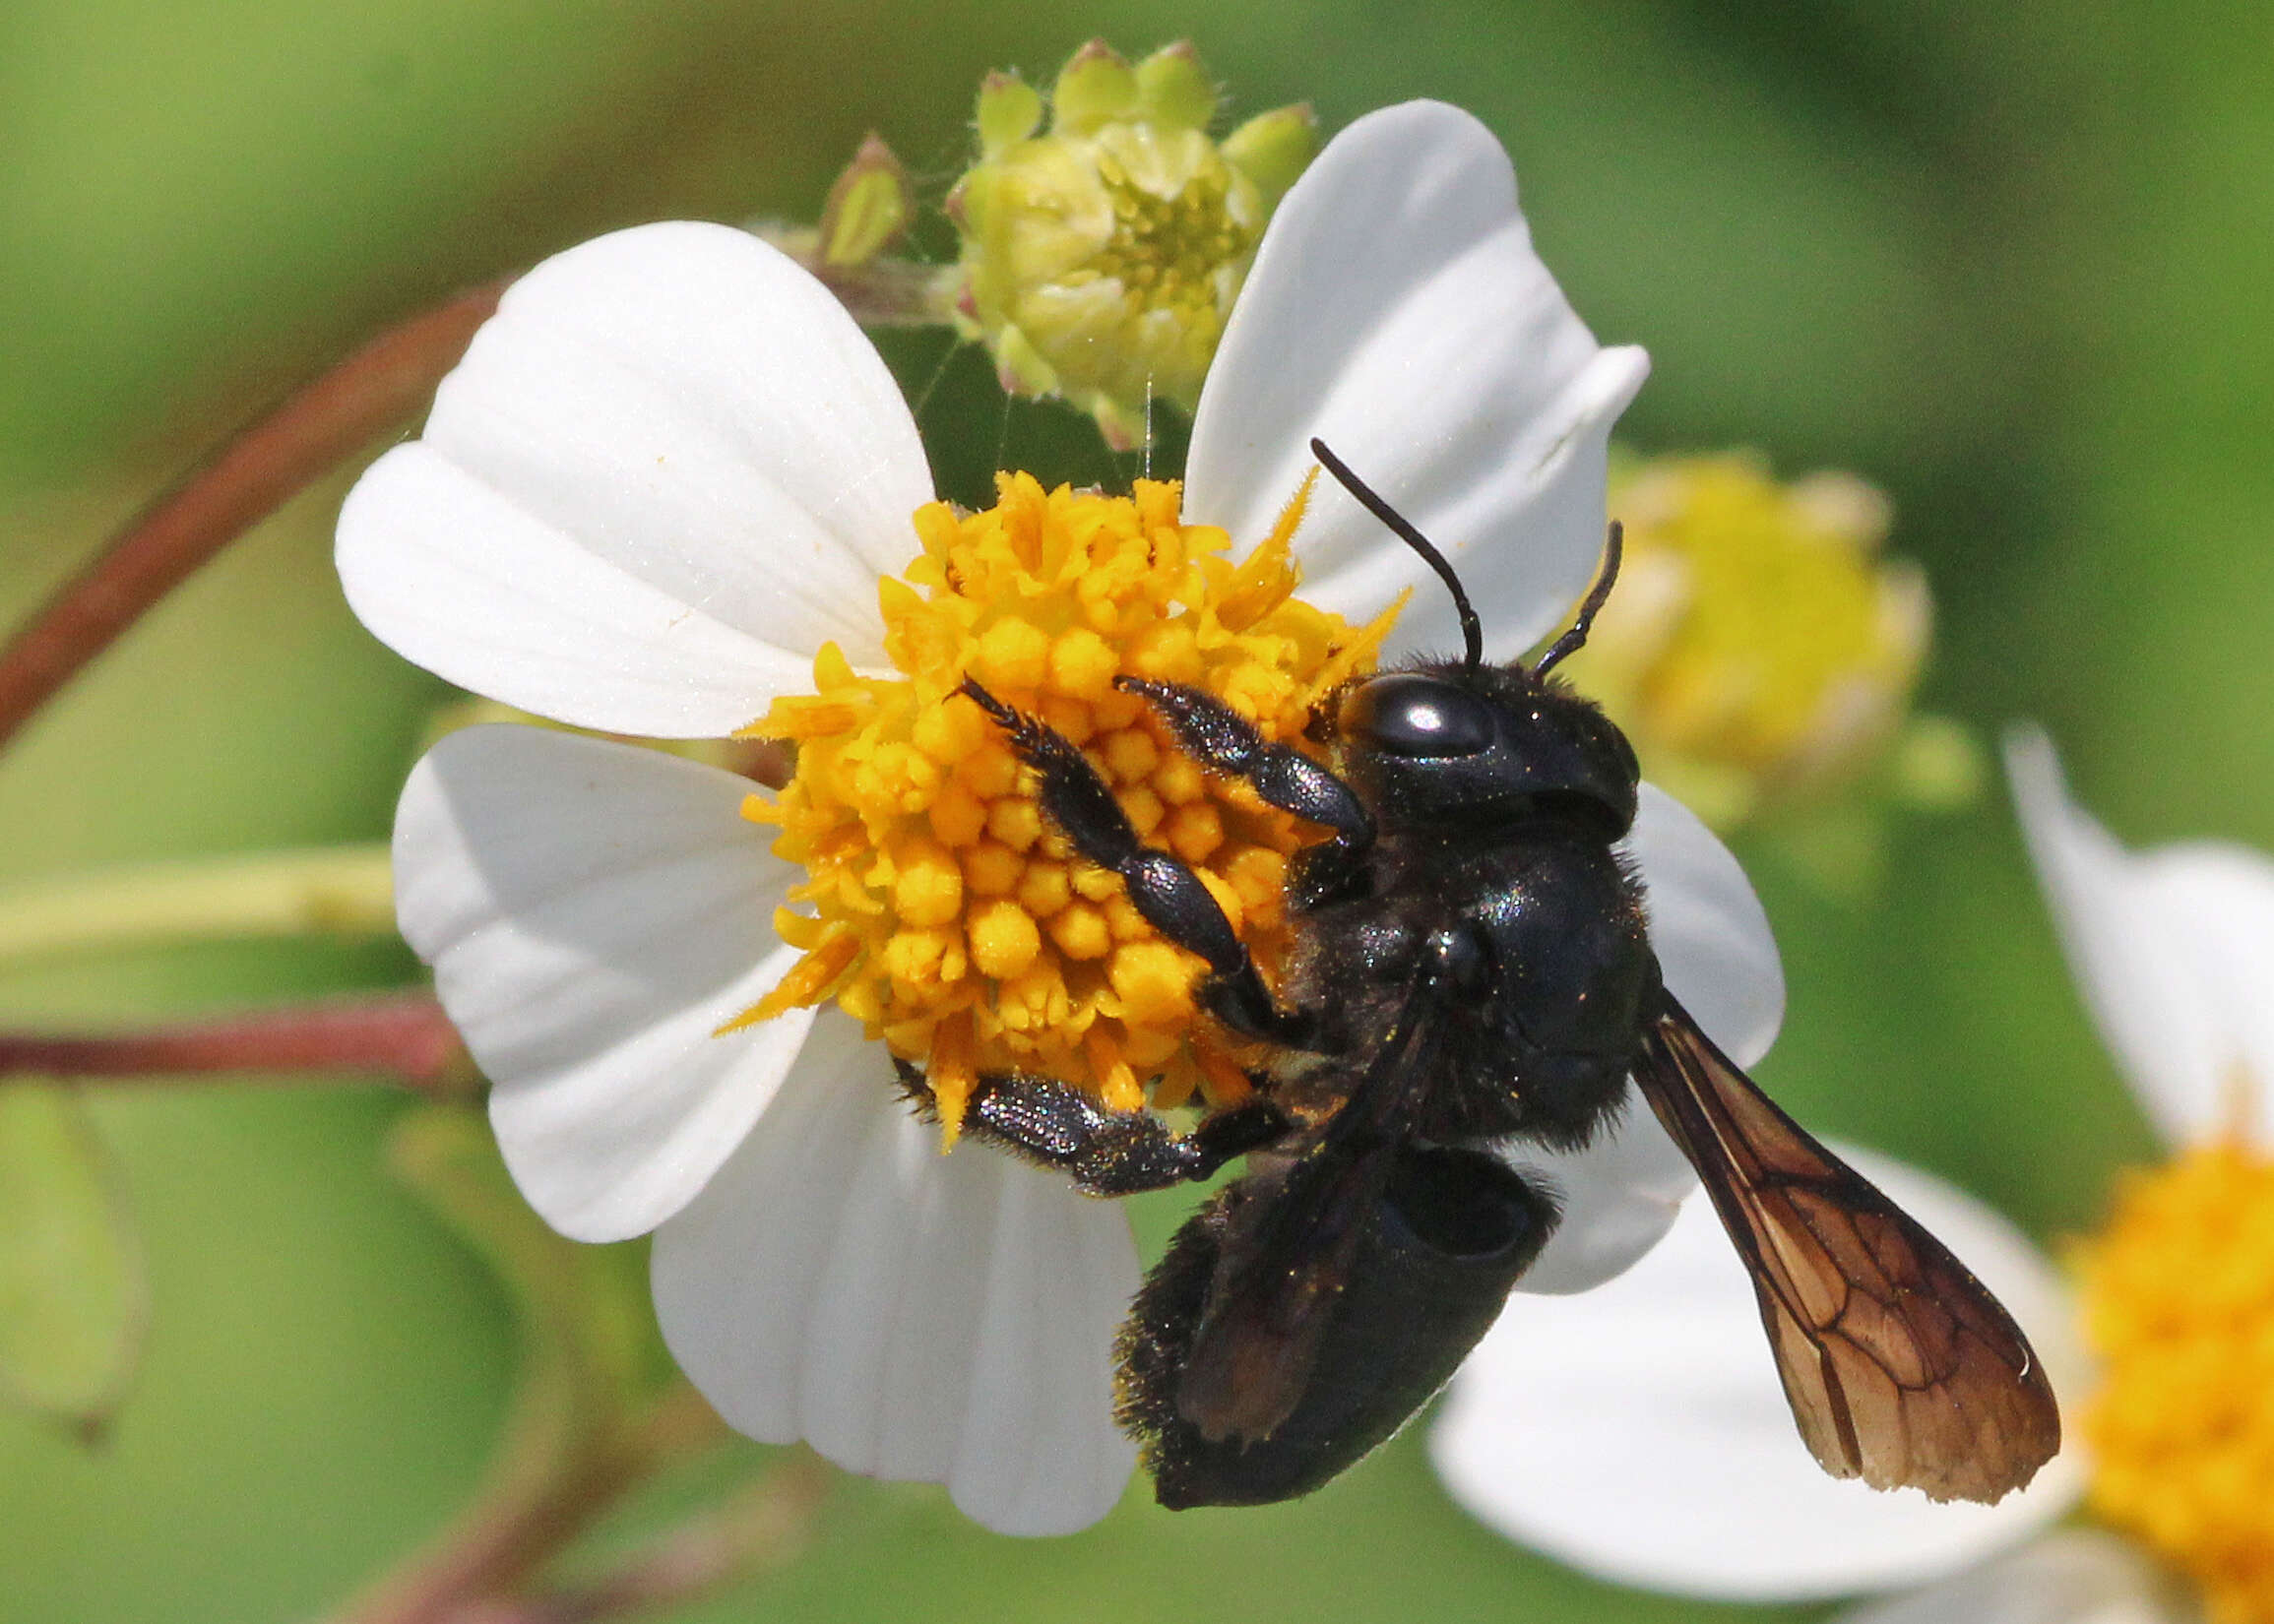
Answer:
(1343, 673, 1497, 757)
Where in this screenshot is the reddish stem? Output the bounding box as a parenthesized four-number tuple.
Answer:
(0, 279, 511, 751)
(0, 993, 468, 1093)
(441, 1455, 832, 1624)
(330, 1385, 732, 1624)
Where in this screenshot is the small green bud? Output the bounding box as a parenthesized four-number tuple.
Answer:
(818, 133, 915, 271)
(0, 1085, 145, 1434)
(1133, 41, 1217, 132)
(1222, 103, 1319, 211)
(947, 41, 1319, 449)
(1891, 712, 1988, 813)
(975, 71, 1043, 156)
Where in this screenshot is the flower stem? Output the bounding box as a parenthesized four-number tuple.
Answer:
(747, 223, 961, 327)
(0, 844, 395, 966)
(0, 279, 508, 753)
(0, 994, 469, 1094)
(322, 1383, 735, 1624)
(455, 1456, 832, 1624)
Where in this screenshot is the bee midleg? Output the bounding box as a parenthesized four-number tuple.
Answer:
(895, 1059, 1290, 1196)
(960, 677, 1321, 1049)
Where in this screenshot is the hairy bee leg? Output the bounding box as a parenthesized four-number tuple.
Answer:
(961, 677, 1321, 1049)
(896, 1059, 1291, 1196)
(1113, 676, 1374, 909)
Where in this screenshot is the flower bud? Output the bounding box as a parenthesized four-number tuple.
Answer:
(1557, 454, 1954, 837)
(946, 41, 1317, 449)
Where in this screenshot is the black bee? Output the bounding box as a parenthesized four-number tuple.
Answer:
(913, 438, 2060, 1511)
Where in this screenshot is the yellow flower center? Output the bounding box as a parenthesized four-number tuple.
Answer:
(2077, 1138, 2274, 1622)
(965, 126, 1259, 443)
(1558, 455, 1929, 827)
(1091, 137, 1253, 305)
(730, 471, 1395, 1142)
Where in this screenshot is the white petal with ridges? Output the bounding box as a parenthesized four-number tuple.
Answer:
(2007, 726, 2274, 1147)
(339, 221, 934, 737)
(1431, 1149, 2087, 1602)
(1630, 780, 1786, 1067)
(1500, 1080, 1702, 1295)
(394, 725, 814, 1240)
(1186, 101, 1648, 662)
(2137, 842, 2274, 1141)
(651, 1011, 1140, 1535)
(1836, 1530, 2186, 1624)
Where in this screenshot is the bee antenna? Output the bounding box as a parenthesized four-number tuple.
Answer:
(1530, 521, 1623, 682)
(1309, 438, 1484, 671)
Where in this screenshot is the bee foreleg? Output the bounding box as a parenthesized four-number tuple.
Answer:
(961, 677, 1323, 1050)
(895, 1059, 1290, 1196)
(1114, 676, 1374, 910)
(1111, 677, 1371, 843)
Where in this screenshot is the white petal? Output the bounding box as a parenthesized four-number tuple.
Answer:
(1430, 1148, 2088, 1602)
(1500, 1081, 1701, 1295)
(1630, 781, 1786, 1067)
(2006, 725, 2274, 1147)
(339, 220, 933, 737)
(2137, 841, 2274, 1142)
(651, 1011, 1140, 1535)
(1836, 1530, 2187, 1624)
(394, 724, 814, 1240)
(1186, 101, 1648, 661)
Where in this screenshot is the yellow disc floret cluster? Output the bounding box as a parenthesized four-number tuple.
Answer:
(1557, 454, 1930, 829)
(2077, 1139, 2274, 1623)
(731, 471, 1395, 1143)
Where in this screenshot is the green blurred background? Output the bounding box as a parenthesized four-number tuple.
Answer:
(2, 0, 2266, 1618)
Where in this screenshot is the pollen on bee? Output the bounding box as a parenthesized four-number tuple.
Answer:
(730, 471, 1398, 1141)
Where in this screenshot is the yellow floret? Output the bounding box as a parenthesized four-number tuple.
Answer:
(967, 900, 1041, 979)
(889, 840, 964, 929)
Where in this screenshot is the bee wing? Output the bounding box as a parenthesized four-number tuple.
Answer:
(1632, 998, 2062, 1503)
(1174, 970, 1452, 1445)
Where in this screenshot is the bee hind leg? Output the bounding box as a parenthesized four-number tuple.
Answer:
(895, 1059, 1289, 1197)
(960, 677, 1321, 1050)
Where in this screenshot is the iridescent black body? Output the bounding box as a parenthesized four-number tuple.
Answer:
(912, 444, 2062, 1512)
(928, 649, 1662, 1508)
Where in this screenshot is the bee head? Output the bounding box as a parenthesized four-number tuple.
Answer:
(1309, 438, 1639, 837)
(1335, 664, 1639, 836)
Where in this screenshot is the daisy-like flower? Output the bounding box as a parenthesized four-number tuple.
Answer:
(1564, 454, 1935, 832)
(337, 101, 1784, 1534)
(1431, 724, 2274, 1620)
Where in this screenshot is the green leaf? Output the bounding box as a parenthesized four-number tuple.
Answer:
(0, 1082, 148, 1432)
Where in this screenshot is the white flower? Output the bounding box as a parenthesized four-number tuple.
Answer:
(338, 101, 1783, 1534)
(1428, 723, 2274, 1618)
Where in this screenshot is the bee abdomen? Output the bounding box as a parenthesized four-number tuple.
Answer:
(1116, 1146, 1557, 1508)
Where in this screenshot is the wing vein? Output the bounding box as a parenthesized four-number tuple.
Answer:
(1630, 995, 2061, 1502)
